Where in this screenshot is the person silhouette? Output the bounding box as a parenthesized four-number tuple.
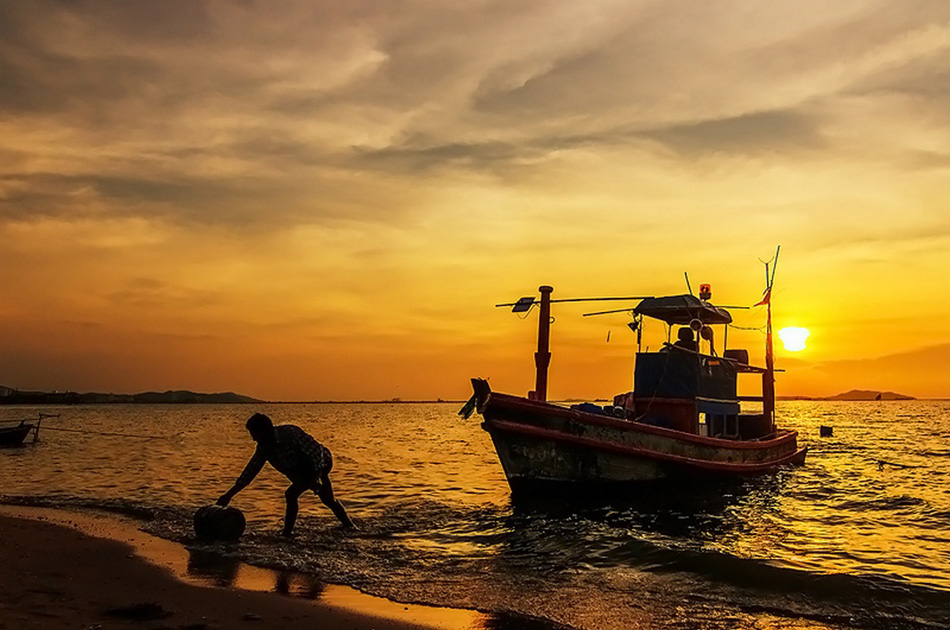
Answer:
(217, 413, 354, 535)
(672, 327, 698, 351)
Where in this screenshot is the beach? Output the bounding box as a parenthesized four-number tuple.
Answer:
(0, 507, 480, 630)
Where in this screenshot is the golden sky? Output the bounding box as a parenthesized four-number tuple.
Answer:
(2, 1, 949, 400)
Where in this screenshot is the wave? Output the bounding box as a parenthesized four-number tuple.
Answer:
(5, 493, 948, 630)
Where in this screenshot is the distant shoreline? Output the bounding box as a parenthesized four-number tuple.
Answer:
(777, 388, 915, 401)
(0, 389, 262, 405)
(1, 387, 937, 406)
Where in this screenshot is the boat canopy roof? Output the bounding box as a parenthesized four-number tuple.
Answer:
(635, 294, 733, 325)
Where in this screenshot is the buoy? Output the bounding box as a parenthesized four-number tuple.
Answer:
(193, 505, 246, 542)
(819, 425, 833, 437)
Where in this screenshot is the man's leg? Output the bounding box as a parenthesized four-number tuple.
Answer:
(283, 482, 307, 537)
(315, 472, 355, 528)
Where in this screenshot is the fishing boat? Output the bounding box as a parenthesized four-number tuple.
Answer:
(0, 414, 51, 447)
(461, 255, 806, 492)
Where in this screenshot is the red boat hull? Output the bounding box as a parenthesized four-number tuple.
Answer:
(475, 386, 806, 485)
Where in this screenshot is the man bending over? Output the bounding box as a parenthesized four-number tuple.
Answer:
(217, 413, 355, 535)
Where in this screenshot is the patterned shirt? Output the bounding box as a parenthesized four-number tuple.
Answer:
(236, 424, 332, 487)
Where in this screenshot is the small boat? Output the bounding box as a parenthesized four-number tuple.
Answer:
(462, 255, 806, 492)
(0, 413, 51, 447)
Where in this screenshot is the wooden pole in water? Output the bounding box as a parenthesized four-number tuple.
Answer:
(534, 286, 554, 401)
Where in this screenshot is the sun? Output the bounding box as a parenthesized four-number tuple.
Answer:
(777, 327, 810, 352)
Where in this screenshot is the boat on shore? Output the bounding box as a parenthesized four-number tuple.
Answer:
(462, 259, 806, 492)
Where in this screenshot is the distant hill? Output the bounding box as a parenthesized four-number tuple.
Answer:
(824, 389, 915, 401)
(89, 390, 262, 404)
(0, 388, 262, 404)
(778, 389, 915, 401)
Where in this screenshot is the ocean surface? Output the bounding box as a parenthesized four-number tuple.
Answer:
(2, 400, 949, 629)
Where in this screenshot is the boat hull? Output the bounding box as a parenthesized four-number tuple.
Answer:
(0, 423, 34, 447)
(474, 383, 806, 487)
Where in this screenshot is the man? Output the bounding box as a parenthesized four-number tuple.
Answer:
(217, 413, 355, 535)
(672, 326, 698, 351)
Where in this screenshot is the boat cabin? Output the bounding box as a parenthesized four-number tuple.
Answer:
(612, 294, 774, 440)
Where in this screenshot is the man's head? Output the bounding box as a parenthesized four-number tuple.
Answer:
(678, 327, 694, 342)
(246, 413, 276, 443)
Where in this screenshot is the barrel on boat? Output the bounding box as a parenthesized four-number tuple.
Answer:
(193, 505, 246, 542)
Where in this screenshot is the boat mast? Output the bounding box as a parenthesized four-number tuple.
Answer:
(762, 247, 780, 431)
(533, 285, 554, 401)
(764, 289, 775, 430)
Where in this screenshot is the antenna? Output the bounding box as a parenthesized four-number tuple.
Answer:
(770, 245, 780, 289)
(584, 307, 638, 317)
(759, 245, 781, 292)
(684, 272, 693, 295)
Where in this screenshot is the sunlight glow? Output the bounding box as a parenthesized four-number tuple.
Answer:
(778, 327, 810, 352)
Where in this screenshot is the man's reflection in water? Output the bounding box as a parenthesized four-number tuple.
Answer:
(187, 548, 241, 588)
(187, 548, 325, 599)
(274, 571, 325, 599)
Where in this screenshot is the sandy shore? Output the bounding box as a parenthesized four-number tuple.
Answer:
(0, 507, 482, 630)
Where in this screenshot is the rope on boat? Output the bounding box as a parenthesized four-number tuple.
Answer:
(728, 323, 766, 332)
(37, 425, 185, 440)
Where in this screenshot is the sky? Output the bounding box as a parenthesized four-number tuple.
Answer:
(2, 0, 949, 401)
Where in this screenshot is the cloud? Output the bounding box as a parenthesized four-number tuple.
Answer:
(639, 110, 825, 156)
(106, 277, 225, 309)
(2, 1, 950, 397)
(3, 0, 949, 227)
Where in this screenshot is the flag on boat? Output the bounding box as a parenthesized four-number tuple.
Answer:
(755, 288, 771, 306)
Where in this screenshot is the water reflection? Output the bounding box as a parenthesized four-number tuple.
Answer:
(184, 543, 540, 630)
(507, 473, 775, 540)
(187, 547, 240, 588)
(274, 571, 326, 600)
(186, 546, 325, 599)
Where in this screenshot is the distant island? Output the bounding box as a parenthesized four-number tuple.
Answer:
(779, 389, 915, 401)
(0, 387, 262, 405)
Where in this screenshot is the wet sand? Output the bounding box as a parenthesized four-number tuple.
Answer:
(0, 506, 481, 630)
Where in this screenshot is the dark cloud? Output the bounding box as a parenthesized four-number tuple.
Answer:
(0, 172, 323, 226)
(848, 50, 950, 111)
(0, 172, 247, 220)
(639, 110, 826, 156)
(2, 0, 949, 229)
(347, 125, 639, 175)
(0, 1, 210, 114)
(353, 109, 825, 174)
(107, 277, 224, 309)
(351, 137, 527, 174)
(905, 149, 950, 170)
(0, 165, 431, 230)
(0, 50, 162, 114)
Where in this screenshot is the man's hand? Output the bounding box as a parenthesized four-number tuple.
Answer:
(216, 492, 233, 507)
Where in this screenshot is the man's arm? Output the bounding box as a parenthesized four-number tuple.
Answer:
(217, 447, 266, 506)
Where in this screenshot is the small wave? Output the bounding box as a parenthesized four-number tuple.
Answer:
(634, 543, 950, 628)
(6, 493, 950, 630)
(835, 495, 927, 512)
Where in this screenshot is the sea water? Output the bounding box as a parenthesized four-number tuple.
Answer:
(1, 401, 948, 629)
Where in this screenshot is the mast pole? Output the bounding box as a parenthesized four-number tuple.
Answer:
(533, 285, 554, 401)
(762, 246, 779, 431)
(764, 298, 775, 430)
